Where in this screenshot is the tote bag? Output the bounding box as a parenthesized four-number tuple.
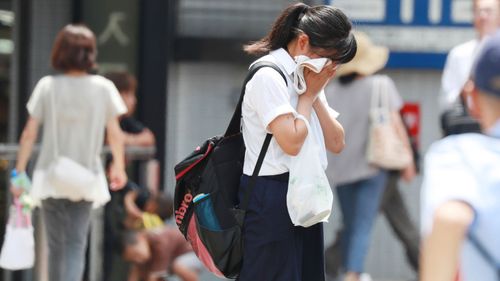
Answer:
(287, 116, 333, 228)
(0, 200, 35, 270)
(366, 77, 412, 170)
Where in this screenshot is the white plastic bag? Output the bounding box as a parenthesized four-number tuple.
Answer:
(0, 201, 35, 270)
(47, 156, 98, 198)
(287, 116, 333, 227)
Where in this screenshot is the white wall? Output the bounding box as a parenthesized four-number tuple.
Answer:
(166, 62, 444, 280)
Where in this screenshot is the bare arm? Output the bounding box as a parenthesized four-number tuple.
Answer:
(172, 260, 199, 281)
(106, 117, 127, 190)
(124, 190, 143, 219)
(421, 201, 474, 281)
(10, 117, 40, 197)
(268, 97, 313, 156)
(124, 128, 156, 146)
(15, 117, 40, 172)
(268, 64, 337, 156)
(313, 99, 344, 154)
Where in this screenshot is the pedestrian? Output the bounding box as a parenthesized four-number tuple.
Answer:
(9, 24, 127, 281)
(239, 3, 356, 281)
(324, 31, 415, 281)
(103, 71, 157, 281)
(105, 71, 155, 146)
(421, 30, 500, 281)
(326, 145, 421, 279)
(439, 0, 500, 135)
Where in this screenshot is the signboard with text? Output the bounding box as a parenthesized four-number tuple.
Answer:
(82, 0, 139, 74)
(327, 0, 475, 68)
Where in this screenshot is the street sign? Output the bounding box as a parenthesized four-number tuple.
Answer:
(327, 0, 475, 68)
(82, 0, 139, 74)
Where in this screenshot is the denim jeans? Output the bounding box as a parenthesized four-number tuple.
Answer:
(41, 198, 92, 281)
(336, 171, 388, 273)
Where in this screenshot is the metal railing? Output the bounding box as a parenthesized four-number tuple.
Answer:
(0, 143, 156, 161)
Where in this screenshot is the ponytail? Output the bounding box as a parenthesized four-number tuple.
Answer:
(244, 4, 356, 65)
(244, 3, 309, 56)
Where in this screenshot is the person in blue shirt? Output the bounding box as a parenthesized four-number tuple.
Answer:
(421, 30, 500, 281)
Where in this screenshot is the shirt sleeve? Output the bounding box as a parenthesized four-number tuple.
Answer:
(420, 139, 478, 235)
(244, 67, 295, 131)
(104, 79, 127, 122)
(26, 76, 52, 122)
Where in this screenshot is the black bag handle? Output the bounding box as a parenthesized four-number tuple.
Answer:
(228, 61, 288, 211)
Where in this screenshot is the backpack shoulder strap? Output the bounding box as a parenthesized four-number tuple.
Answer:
(225, 61, 287, 212)
(224, 61, 288, 137)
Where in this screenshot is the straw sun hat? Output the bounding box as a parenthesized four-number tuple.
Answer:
(336, 31, 389, 77)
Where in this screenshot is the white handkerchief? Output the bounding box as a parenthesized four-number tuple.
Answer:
(293, 55, 329, 95)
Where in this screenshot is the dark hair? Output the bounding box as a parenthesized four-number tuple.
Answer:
(51, 24, 97, 72)
(244, 3, 357, 64)
(105, 71, 137, 93)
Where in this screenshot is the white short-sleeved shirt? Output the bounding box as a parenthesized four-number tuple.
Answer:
(421, 128, 500, 281)
(242, 48, 339, 176)
(27, 75, 127, 207)
(440, 39, 481, 111)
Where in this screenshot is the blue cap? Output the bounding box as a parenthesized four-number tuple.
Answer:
(473, 30, 500, 98)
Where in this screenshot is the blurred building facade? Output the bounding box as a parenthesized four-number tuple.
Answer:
(0, 0, 475, 280)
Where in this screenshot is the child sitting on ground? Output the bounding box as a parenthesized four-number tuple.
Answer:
(123, 184, 171, 230)
(121, 224, 200, 281)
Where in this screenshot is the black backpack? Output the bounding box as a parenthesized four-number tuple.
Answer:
(173, 61, 287, 278)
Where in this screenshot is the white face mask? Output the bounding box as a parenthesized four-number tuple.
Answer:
(293, 55, 330, 95)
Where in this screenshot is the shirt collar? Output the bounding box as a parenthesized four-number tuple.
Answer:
(487, 119, 500, 138)
(270, 48, 296, 76)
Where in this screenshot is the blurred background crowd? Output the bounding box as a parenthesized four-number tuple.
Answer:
(0, 0, 497, 281)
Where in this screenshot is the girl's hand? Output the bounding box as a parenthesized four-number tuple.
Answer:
(109, 164, 127, 191)
(302, 61, 337, 100)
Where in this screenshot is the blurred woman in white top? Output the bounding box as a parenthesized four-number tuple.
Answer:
(238, 3, 356, 281)
(10, 24, 127, 281)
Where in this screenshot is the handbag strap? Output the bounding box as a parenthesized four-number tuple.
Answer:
(371, 76, 390, 112)
(224, 61, 287, 137)
(231, 61, 288, 211)
(49, 77, 60, 160)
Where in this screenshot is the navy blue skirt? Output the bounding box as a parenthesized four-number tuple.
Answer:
(237, 174, 325, 281)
